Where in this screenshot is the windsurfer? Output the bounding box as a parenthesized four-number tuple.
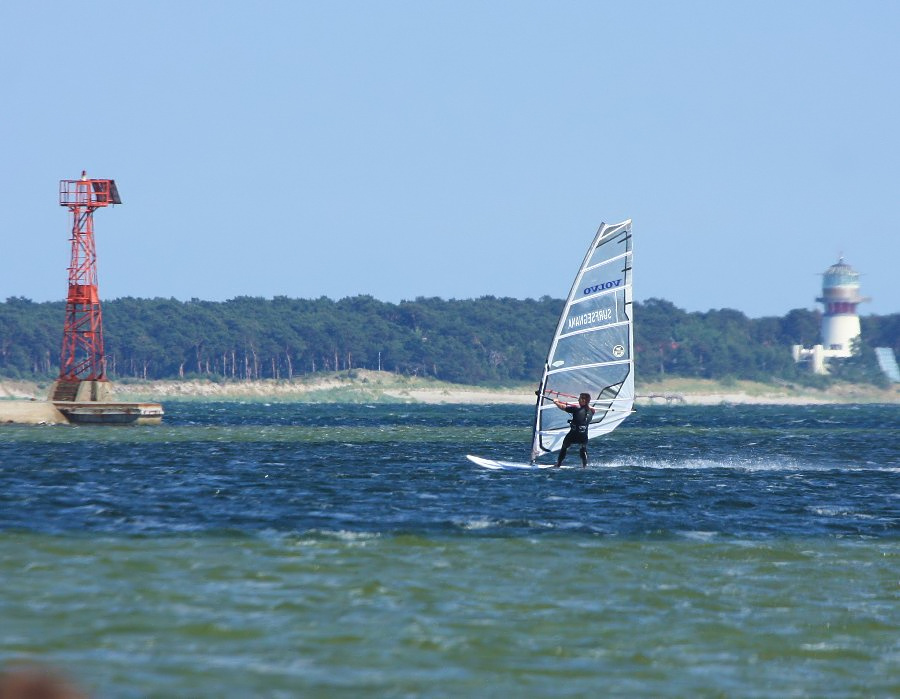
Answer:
(551, 393, 596, 468)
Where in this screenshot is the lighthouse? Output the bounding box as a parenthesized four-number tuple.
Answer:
(792, 257, 869, 374)
(817, 258, 868, 356)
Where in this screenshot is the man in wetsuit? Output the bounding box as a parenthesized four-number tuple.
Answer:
(552, 392, 596, 468)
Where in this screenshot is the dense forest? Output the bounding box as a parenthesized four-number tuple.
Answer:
(0, 295, 897, 386)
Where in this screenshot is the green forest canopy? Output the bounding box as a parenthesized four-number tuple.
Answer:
(0, 295, 897, 385)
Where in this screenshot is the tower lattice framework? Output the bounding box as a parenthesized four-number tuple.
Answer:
(57, 171, 121, 382)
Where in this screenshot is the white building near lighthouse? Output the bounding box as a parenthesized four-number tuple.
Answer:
(792, 258, 869, 374)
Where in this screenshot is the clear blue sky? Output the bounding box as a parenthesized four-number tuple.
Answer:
(1, 1, 897, 318)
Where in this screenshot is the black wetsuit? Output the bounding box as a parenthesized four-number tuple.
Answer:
(557, 405, 595, 467)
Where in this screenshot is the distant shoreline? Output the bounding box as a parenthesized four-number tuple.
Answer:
(1, 370, 897, 407)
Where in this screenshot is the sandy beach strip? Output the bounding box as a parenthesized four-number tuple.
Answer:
(1, 372, 897, 413)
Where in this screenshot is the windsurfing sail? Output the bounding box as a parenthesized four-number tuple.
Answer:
(530, 220, 634, 462)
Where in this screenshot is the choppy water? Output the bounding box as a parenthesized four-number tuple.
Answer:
(0, 403, 897, 697)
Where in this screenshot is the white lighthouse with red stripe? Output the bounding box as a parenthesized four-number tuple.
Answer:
(816, 258, 868, 357)
(792, 257, 869, 374)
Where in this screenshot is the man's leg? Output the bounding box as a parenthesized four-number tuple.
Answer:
(556, 433, 574, 467)
(579, 443, 588, 468)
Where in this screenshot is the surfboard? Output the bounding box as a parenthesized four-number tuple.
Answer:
(466, 454, 570, 470)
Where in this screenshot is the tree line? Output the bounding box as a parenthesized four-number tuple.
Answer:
(0, 295, 897, 385)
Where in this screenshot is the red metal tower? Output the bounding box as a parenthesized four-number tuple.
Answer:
(57, 171, 121, 383)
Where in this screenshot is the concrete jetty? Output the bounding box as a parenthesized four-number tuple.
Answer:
(0, 400, 69, 425)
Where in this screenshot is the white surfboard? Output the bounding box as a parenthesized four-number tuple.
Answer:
(466, 454, 572, 470)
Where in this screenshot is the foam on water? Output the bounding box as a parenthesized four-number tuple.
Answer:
(605, 456, 898, 473)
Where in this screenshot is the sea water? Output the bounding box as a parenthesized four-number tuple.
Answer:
(0, 403, 897, 697)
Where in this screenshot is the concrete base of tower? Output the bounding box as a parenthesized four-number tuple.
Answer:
(792, 343, 854, 375)
(49, 379, 114, 402)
